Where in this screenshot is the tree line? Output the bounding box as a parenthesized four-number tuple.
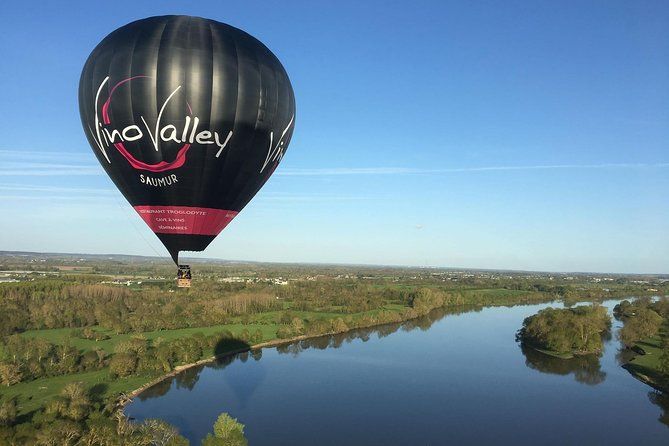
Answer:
(614, 297, 669, 376)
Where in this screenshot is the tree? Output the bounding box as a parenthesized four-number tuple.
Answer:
(619, 307, 663, 347)
(54, 344, 80, 374)
(155, 345, 175, 372)
(411, 288, 444, 315)
(80, 350, 103, 371)
(202, 413, 247, 446)
(114, 336, 149, 356)
(251, 329, 263, 344)
(173, 338, 202, 364)
(138, 419, 189, 446)
(290, 318, 305, 336)
(276, 326, 292, 339)
(660, 333, 669, 375)
(34, 419, 82, 446)
(45, 382, 91, 421)
(331, 318, 349, 333)
(0, 363, 22, 386)
(279, 311, 294, 325)
(109, 352, 138, 377)
(0, 397, 17, 426)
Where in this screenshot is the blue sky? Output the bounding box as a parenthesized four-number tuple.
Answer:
(0, 1, 667, 273)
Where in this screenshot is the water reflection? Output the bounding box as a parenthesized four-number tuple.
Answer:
(276, 305, 481, 356)
(520, 344, 606, 385)
(649, 391, 669, 427)
(136, 303, 615, 402)
(615, 347, 637, 366)
(127, 299, 669, 444)
(137, 305, 483, 400)
(175, 366, 200, 391)
(137, 378, 171, 401)
(136, 366, 202, 401)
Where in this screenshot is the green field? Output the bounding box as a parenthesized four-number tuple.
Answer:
(19, 323, 281, 353)
(0, 370, 150, 417)
(624, 336, 669, 392)
(17, 305, 407, 353)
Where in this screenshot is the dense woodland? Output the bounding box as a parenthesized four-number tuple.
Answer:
(614, 298, 669, 348)
(517, 305, 612, 356)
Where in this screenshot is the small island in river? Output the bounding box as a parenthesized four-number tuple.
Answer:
(517, 304, 611, 358)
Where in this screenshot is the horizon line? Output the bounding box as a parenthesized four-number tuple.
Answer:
(1, 249, 666, 277)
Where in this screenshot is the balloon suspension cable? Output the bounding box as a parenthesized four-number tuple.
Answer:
(114, 196, 172, 264)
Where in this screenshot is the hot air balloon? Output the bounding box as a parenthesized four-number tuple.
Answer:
(79, 16, 295, 284)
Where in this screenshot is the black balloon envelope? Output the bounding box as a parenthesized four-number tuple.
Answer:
(79, 15, 295, 264)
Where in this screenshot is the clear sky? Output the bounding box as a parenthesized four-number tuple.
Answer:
(0, 1, 667, 273)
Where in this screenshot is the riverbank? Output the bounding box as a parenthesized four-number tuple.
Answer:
(5, 289, 565, 418)
(526, 345, 576, 359)
(119, 297, 622, 410)
(124, 296, 669, 446)
(117, 306, 452, 410)
(622, 337, 669, 394)
(118, 333, 330, 409)
(520, 343, 608, 360)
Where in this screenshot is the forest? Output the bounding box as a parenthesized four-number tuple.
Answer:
(516, 304, 612, 357)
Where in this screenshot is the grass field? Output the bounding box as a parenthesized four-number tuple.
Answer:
(18, 305, 407, 354)
(624, 336, 669, 392)
(0, 369, 150, 417)
(2, 322, 282, 417)
(19, 323, 282, 353)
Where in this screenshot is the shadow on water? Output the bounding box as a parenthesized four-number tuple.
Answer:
(126, 299, 669, 443)
(210, 348, 267, 409)
(136, 336, 251, 402)
(615, 347, 637, 366)
(137, 303, 555, 406)
(135, 305, 487, 402)
(520, 343, 607, 385)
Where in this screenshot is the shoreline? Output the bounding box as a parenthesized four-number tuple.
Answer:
(118, 300, 498, 409)
(117, 318, 418, 410)
(523, 343, 604, 359)
(622, 360, 669, 395)
(118, 296, 619, 410)
(117, 333, 325, 409)
(622, 364, 669, 394)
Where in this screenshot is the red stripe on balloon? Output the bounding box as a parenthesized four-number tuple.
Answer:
(103, 75, 192, 173)
(101, 76, 150, 124)
(133, 206, 238, 235)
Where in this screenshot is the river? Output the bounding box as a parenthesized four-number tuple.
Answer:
(125, 299, 669, 445)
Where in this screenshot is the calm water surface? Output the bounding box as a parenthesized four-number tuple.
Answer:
(126, 300, 669, 445)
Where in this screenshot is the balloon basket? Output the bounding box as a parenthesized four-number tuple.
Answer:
(177, 265, 191, 288)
